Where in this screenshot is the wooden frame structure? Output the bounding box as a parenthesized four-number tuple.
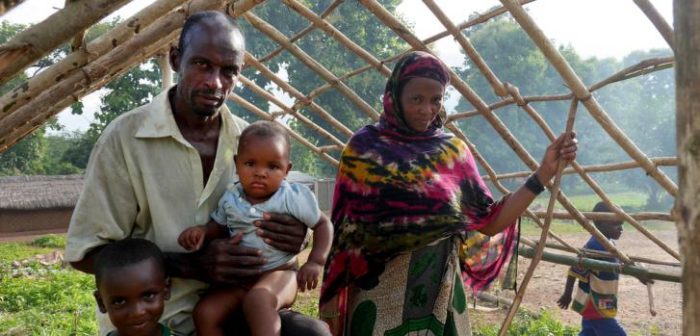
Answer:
(0, 0, 692, 333)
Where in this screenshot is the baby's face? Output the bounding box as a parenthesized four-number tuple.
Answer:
(95, 259, 169, 336)
(235, 135, 291, 204)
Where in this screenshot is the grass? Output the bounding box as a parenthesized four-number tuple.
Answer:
(1, 214, 671, 335)
(473, 310, 578, 336)
(0, 235, 96, 336)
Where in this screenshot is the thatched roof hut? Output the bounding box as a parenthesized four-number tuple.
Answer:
(0, 174, 83, 210)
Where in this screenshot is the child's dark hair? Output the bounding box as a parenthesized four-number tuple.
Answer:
(239, 120, 291, 154)
(94, 238, 166, 287)
(592, 201, 611, 213)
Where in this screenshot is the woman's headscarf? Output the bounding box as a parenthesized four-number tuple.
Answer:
(320, 51, 518, 305)
(380, 50, 450, 136)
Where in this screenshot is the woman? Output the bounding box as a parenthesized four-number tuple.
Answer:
(320, 51, 577, 335)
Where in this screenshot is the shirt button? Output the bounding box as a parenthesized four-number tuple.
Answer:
(249, 207, 256, 215)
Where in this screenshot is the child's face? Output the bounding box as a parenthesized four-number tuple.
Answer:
(95, 259, 170, 336)
(235, 135, 291, 204)
(596, 220, 623, 240)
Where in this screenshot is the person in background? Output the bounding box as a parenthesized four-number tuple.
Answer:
(558, 201, 650, 336)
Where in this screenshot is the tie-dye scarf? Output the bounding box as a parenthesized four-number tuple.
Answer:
(320, 51, 518, 306)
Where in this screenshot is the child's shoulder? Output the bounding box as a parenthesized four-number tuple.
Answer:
(283, 180, 313, 193)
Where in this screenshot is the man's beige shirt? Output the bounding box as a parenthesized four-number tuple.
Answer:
(65, 88, 248, 335)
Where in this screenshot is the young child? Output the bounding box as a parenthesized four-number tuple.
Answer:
(178, 120, 333, 336)
(93, 238, 172, 336)
(557, 201, 635, 336)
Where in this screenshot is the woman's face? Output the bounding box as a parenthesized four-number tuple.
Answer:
(398, 77, 445, 132)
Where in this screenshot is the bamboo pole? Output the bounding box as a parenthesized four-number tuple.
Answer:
(589, 56, 674, 92)
(0, 0, 189, 119)
(237, 75, 345, 148)
(528, 211, 674, 223)
(0, 32, 179, 152)
(504, 82, 680, 259)
(499, 99, 579, 336)
(0, 0, 132, 85)
(500, 0, 678, 198)
(358, 0, 631, 264)
(243, 53, 354, 137)
(257, 0, 343, 64)
(675, 0, 700, 333)
(228, 93, 340, 167)
(242, 12, 381, 121)
(423, 0, 507, 97)
(633, 0, 674, 50)
(307, 0, 537, 100)
(282, 0, 391, 77)
(485, 157, 678, 181)
(157, 51, 173, 92)
(539, 240, 681, 268)
(0, 0, 260, 151)
(518, 244, 680, 283)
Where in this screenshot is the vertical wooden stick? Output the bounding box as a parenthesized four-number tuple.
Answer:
(498, 99, 578, 336)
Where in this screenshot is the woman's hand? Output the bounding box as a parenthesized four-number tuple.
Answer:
(535, 132, 578, 184)
(255, 212, 309, 254)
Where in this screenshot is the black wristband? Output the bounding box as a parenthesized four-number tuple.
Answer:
(525, 173, 545, 195)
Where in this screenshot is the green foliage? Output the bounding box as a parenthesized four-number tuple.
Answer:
(0, 270, 96, 335)
(231, 0, 406, 177)
(474, 310, 577, 336)
(31, 235, 66, 249)
(0, 237, 97, 335)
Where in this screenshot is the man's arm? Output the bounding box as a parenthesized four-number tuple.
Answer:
(69, 246, 104, 274)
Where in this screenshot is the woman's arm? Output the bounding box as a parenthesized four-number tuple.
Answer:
(479, 132, 577, 236)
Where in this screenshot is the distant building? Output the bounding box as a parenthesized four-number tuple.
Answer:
(0, 172, 333, 236)
(0, 175, 82, 237)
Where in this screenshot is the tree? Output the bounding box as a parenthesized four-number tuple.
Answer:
(0, 21, 48, 175)
(230, 0, 406, 177)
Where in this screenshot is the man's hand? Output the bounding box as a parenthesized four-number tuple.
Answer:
(197, 233, 266, 284)
(255, 212, 308, 253)
(557, 293, 572, 309)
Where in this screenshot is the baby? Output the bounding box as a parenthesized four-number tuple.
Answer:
(178, 120, 332, 336)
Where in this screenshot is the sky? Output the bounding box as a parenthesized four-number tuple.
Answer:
(3, 0, 673, 133)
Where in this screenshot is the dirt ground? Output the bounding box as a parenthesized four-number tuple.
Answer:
(471, 228, 682, 336)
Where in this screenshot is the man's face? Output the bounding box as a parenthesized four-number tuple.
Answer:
(95, 259, 170, 336)
(171, 24, 244, 117)
(235, 135, 291, 204)
(596, 220, 623, 240)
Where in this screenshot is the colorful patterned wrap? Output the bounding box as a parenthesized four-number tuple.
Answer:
(319, 52, 519, 334)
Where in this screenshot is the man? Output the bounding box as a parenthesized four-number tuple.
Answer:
(66, 11, 328, 336)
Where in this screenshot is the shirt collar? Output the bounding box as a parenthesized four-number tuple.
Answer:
(134, 86, 240, 145)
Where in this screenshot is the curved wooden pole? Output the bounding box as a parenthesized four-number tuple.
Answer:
(498, 99, 578, 336)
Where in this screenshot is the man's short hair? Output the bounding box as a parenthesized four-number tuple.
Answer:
(239, 120, 291, 154)
(94, 238, 166, 287)
(178, 11, 243, 54)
